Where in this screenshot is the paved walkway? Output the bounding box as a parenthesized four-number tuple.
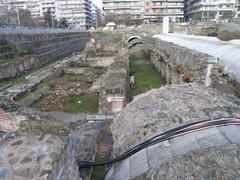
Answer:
(106, 124, 240, 180)
(42, 111, 114, 123)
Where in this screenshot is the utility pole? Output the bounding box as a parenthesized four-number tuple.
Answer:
(96, 15, 98, 28)
(51, 11, 54, 28)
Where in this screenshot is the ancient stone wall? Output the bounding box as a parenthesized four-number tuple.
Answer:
(0, 135, 79, 179)
(111, 83, 240, 156)
(0, 32, 90, 79)
(138, 37, 240, 97)
(96, 49, 129, 114)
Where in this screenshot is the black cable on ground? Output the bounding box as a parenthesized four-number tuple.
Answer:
(78, 117, 240, 168)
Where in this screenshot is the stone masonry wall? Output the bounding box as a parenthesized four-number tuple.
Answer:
(0, 135, 79, 180)
(92, 48, 129, 114)
(141, 37, 239, 97)
(0, 32, 90, 79)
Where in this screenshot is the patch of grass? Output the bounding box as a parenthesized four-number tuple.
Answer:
(96, 32, 122, 43)
(0, 56, 23, 65)
(91, 155, 106, 180)
(129, 50, 165, 95)
(8, 56, 21, 64)
(63, 93, 99, 113)
(15, 91, 33, 101)
(91, 123, 113, 180)
(37, 79, 50, 90)
(19, 49, 30, 56)
(0, 80, 11, 89)
(205, 24, 220, 32)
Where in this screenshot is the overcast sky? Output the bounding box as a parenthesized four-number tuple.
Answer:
(92, 0, 102, 9)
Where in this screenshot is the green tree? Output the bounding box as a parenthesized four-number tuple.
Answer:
(58, 18, 68, 28)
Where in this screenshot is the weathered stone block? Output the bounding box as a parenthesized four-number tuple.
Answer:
(114, 159, 130, 180)
(171, 133, 200, 155)
(193, 127, 230, 148)
(147, 140, 172, 168)
(129, 148, 149, 179)
(219, 125, 240, 144)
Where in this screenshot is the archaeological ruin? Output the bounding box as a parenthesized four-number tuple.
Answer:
(0, 28, 240, 180)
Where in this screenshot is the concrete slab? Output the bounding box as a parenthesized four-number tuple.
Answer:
(129, 148, 149, 178)
(171, 133, 200, 155)
(193, 127, 230, 148)
(114, 159, 130, 180)
(147, 140, 172, 168)
(218, 125, 240, 144)
(105, 166, 114, 180)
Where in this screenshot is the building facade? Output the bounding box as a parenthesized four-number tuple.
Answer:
(184, 0, 236, 21)
(39, 0, 56, 18)
(0, 0, 98, 29)
(91, 3, 102, 27)
(55, 0, 92, 29)
(8, 0, 41, 17)
(102, 0, 184, 23)
(102, 0, 144, 20)
(0, 0, 9, 16)
(143, 0, 184, 23)
(103, 0, 239, 23)
(235, 0, 240, 18)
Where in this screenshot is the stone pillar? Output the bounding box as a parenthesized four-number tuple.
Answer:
(163, 16, 169, 34)
(166, 64, 171, 84)
(205, 57, 218, 87)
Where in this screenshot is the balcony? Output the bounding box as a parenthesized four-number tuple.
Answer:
(151, 5, 183, 8)
(145, 11, 183, 15)
(151, 0, 183, 2)
(103, 0, 139, 2)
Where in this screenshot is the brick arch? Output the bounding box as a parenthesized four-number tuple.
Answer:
(128, 41, 143, 49)
(127, 36, 142, 43)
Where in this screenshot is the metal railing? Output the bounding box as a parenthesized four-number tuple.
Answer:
(0, 23, 87, 33)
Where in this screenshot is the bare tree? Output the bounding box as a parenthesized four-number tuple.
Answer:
(103, 13, 132, 25)
(0, 8, 40, 26)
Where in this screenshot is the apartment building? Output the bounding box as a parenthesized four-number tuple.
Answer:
(235, 0, 240, 17)
(91, 3, 102, 27)
(39, 0, 56, 18)
(3, 0, 41, 17)
(55, 0, 92, 29)
(184, 0, 236, 21)
(0, 0, 9, 16)
(102, 0, 143, 20)
(102, 0, 184, 23)
(1, 0, 97, 29)
(143, 0, 184, 22)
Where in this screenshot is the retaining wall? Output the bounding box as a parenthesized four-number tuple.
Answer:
(140, 37, 239, 97)
(0, 32, 90, 79)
